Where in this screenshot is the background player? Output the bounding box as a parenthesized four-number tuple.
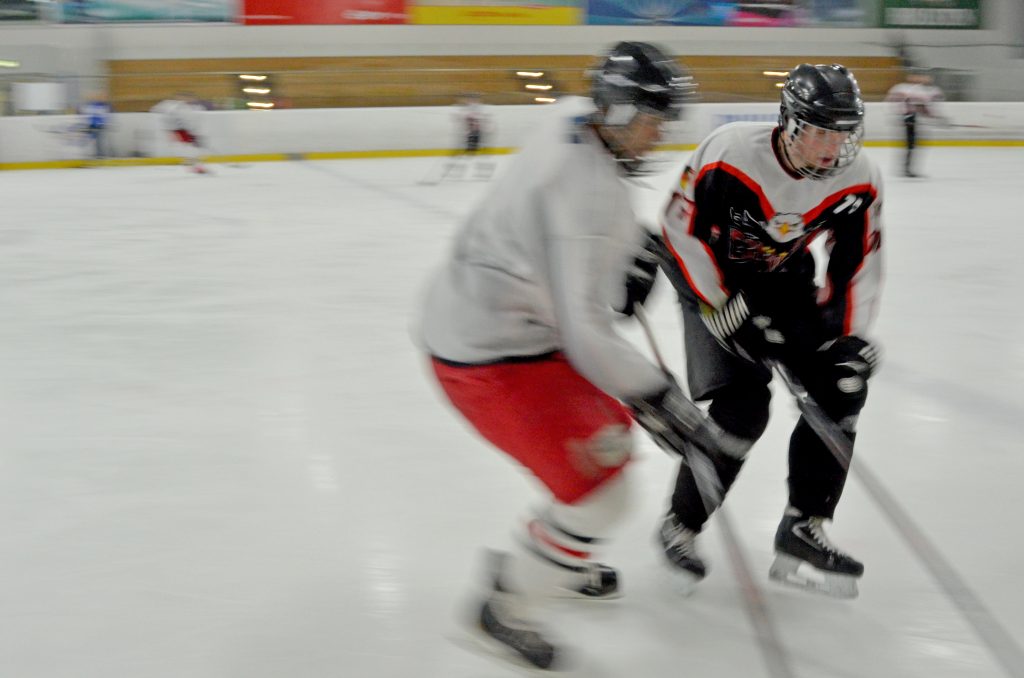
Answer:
(886, 70, 946, 177)
(151, 92, 210, 174)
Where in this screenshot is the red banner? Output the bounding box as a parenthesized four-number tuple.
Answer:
(241, 0, 407, 24)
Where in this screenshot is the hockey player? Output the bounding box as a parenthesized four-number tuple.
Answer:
(431, 92, 494, 183)
(886, 71, 946, 177)
(151, 92, 210, 174)
(79, 93, 111, 159)
(418, 42, 701, 670)
(654, 64, 884, 599)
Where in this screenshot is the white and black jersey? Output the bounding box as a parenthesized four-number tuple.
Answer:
(886, 82, 944, 118)
(419, 97, 669, 401)
(660, 122, 884, 338)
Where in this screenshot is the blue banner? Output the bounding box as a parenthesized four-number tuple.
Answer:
(586, 0, 872, 26)
(61, 0, 233, 23)
(586, 0, 733, 25)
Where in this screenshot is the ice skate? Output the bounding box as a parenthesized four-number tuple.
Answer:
(658, 513, 707, 595)
(769, 508, 863, 599)
(461, 550, 564, 672)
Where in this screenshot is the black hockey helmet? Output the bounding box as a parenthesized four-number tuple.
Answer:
(589, 42, 695, 173)
(780, 63, 864, 132)
(590, 41, 695, 124)
(778, 64, 865, 179)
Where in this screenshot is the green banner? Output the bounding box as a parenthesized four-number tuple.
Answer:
(881, 0, 980, 28)
(0, 0, 42, 21)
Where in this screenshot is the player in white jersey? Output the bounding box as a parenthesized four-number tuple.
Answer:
(418, 42, 706, 670)
(886, 71, 945, 177)
(653, 64, 884, 599)
(151, 93, 210, 174)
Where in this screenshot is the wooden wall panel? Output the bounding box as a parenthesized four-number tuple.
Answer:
(107, 55, 903, 112)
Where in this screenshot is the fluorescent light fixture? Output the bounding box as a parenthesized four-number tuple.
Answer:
(763, 70, 788, 77)
(775, 82, 785, 88)
(246, 101, 275, 109)
(516, 71, 544, 78)
(525, 84, 552, 91)
(534, 97, 556, 103)
(239, 74, 268, 81)
(0, 60, 20, 68)
(243, 87, 271, 94)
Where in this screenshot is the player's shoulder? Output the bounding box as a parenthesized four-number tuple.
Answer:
(687, 122, 773, 177)
(838, 152, 884, 198)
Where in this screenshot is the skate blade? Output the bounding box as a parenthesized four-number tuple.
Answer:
(549, 586, 623, 602)
(659, 560, 704, 597)
(768, 554, 859, 599)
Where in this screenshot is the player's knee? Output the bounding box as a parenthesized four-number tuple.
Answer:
(811, 374, 869, 425)
(567, 420, 633, 477)
(708, 381, 771, 442)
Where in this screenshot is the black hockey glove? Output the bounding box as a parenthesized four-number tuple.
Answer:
(817, 335, 881, 383)
(618, 233, 666, 317)
(627, 384, 749, 461)
(699, 291, 788, 362)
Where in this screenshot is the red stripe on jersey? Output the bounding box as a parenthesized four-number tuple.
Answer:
(529, 520, 591, 560)
(840, 208, 872, 334)
(662, 224, 726, 307)
(698, 161, 776, 220)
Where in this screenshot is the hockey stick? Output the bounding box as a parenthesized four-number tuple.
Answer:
(765, 358, 852, 472)
(634, 304, 725, 514)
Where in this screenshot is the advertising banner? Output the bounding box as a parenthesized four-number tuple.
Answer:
(0, 0, 43, 21)
(881, 0, 980, 28)
(60, 0, 232, 22)
(586, 0, 872, 26)
(241, 0, 407, 24)
(410, 0, 581, 25)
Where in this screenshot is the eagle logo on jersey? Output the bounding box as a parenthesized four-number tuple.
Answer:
(727, 208, 811, 271)
(766, 213, 807, 243)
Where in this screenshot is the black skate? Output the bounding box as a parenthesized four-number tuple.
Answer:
(658, 513, 707, 595)
(769, 510, 863, 599)
(476, 597, 559, 670)
(462, 551, 563, 671)
(555, 562, 620, 600)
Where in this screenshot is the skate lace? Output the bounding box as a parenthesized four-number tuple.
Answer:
(805, 517, 847, 556)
